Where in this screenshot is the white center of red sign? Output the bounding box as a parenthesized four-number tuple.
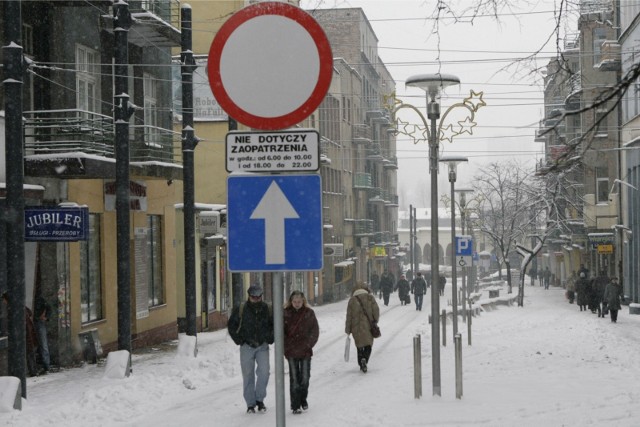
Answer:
(208, 2, 333, 130)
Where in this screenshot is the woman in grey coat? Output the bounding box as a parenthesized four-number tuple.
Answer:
(603, 277, 623, 323)
(345, 282, 380, 373)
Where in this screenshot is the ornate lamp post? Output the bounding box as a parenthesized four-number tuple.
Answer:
(391, 74, 485, 397)
(439, 155, 468, 339)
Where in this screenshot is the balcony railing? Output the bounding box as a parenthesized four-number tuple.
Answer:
(366, 143, 383, 160)
(353, 124, 372, 143)
(131, 125, 182, 164)
(24, 109, 115, 158)
(354, 219, 374, 236)
(24, 109, 181, 165)
(368, 187, 386, 204)
(105, 0, 181, 47)
(382, 156, 398, 169)
(353, 172, 372, 189)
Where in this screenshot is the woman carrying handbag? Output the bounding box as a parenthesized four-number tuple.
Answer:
(345, 282, 380, 373)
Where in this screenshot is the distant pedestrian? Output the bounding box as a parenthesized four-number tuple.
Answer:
(439, 275, 447, 296)
(370, 273, 380, 298)
(345, 282, 380, 373)
(576, 272, 590, 312)
(283, 291, 319, 414)
(227, 284, 274, 414)
(380, 271, 394, 306)
(603, 277, 623, 323)
(538, 268, 544, 287)
(565, 271, 576, 304)
(396, 274, 411, 305)
(529, 267, 537, 286)
(593, 271, 609, 318)
(411, 272, 428, 311)
(34, 295, 52, 374)
(543, 267, 551, 289)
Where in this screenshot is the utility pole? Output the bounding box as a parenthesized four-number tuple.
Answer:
(3, 0, 26, 398)
(181, 4, 199, 338)
(113, 1, 134, 354)
(409, 204, 414, 277)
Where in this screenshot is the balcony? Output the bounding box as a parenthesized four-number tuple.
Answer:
(595, 41, 621, 72)
(366, 143, 383, 160)
(353, 173, 373, 189)
(353, 124, 372, 144)
(102, 0, 181, 48)
(353, 219, 374, 236)
(24, 109, 182, 179)
(382, 156, 398, 170)
(385, 194, 399, 208)
(368, 187, 386, 204)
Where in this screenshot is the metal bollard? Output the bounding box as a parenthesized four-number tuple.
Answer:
(455, 333, 463, 399)
(467, 299, 472, 346)
(441, 309, 447, 347)
(413, 334, 422, 399)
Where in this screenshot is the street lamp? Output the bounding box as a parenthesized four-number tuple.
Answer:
(406, 73, 460, 397)
(393, 73, 484, 397)
(439, 155, 468, 340)
(455, 187, 474, 322)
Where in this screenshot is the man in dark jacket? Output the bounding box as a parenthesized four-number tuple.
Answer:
(593, 271, 609, 317)
(380, 271, 394, 306)
(410, 272, 428, 311)
(228, 284, 274, 414)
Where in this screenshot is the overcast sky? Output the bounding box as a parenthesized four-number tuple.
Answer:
(301, 0, 575, 209)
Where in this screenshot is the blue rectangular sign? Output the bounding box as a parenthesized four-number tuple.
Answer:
(227, 174, 323, 272)
(25, 207, 89, 241)
(455, 236, 473, 257)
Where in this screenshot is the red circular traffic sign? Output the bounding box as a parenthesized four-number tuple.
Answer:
(207, 2, 333, 130)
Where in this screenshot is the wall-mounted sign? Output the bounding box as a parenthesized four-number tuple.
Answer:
(104, 180, 147, 211)
(370, 246, 387, 258)
(25, 206, 89, 241)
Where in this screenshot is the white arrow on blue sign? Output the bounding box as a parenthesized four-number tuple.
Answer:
(227, 174, 323, 272)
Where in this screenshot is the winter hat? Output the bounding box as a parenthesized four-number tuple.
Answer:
(579, 272, 585, 278)
(248, 284, 263, 297)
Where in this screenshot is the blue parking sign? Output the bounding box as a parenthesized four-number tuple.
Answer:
(227, 174, 323, 271)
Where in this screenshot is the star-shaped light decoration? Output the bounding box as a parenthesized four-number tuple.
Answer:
(396, 117, 428, 145)
(457, 116, 477, 135)
(464, 90, 486, 112)
(439, 123, 458, 143)
(383, 91, 403, 111)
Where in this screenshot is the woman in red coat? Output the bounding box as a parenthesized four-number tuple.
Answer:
(283, 291, 319, 414)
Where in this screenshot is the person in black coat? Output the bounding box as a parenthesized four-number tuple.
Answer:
(396, 274, 410, 305)
(228, 284, 274, 414)
(380, 271, 394, 306)
(410, 272, 428, 311)
(576, 272, 591, 312)
(439, 275, 447, 296)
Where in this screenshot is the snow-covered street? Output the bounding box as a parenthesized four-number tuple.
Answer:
(2, 283, 639, 426)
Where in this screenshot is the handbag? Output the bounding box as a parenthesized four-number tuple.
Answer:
(355, 296, 381, 338)
(344, 335, 351, 362)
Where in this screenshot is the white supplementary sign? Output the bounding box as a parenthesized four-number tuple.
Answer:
(226, 129, 319, 172)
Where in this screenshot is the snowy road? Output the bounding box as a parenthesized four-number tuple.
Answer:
(2, 284, 640, 426)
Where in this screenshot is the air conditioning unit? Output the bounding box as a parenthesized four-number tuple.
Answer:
(324, 243, 344, 257)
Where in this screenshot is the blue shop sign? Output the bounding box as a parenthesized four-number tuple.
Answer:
(25, 207, 89, 241)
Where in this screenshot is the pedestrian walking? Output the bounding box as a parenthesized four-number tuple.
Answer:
(603, 277, 623, 323)
(538, 268, 544, 287)
(410, 272, 428, 311)
(370, 272, 380, 299)
(439, 275, 447, 296)
(380, 271, 394, 306)
(593, 271, 609, 318)
(565, 271, 576, 304)
(576, 272, 590, 312)
(396, 274, 411, 306)
(283, 291, 319, 414)
(345, 282, 380, 373)
(227, 284, 274, 414)
(543, 267, 551, 289)
(34, 295, 52, 374)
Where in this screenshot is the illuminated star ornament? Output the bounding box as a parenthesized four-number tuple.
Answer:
(396, 117, 428, 145)
(464, 90, 486, 112)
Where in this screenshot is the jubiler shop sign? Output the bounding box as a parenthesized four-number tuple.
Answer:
(25, 206, 89, 241)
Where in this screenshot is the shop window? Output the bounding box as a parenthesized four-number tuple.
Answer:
(147, 215, 164, 306)
(80, 214, 103, 323)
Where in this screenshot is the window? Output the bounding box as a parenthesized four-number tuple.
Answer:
(22, 24, 33, 56)
(144, 73, 160, 146)
(593, 28, 607, 64)
(596, 167, 609, 203)
(80, 214, 103, 323)
(76, 44, 99, 114)
(147, 215, 164, 306)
